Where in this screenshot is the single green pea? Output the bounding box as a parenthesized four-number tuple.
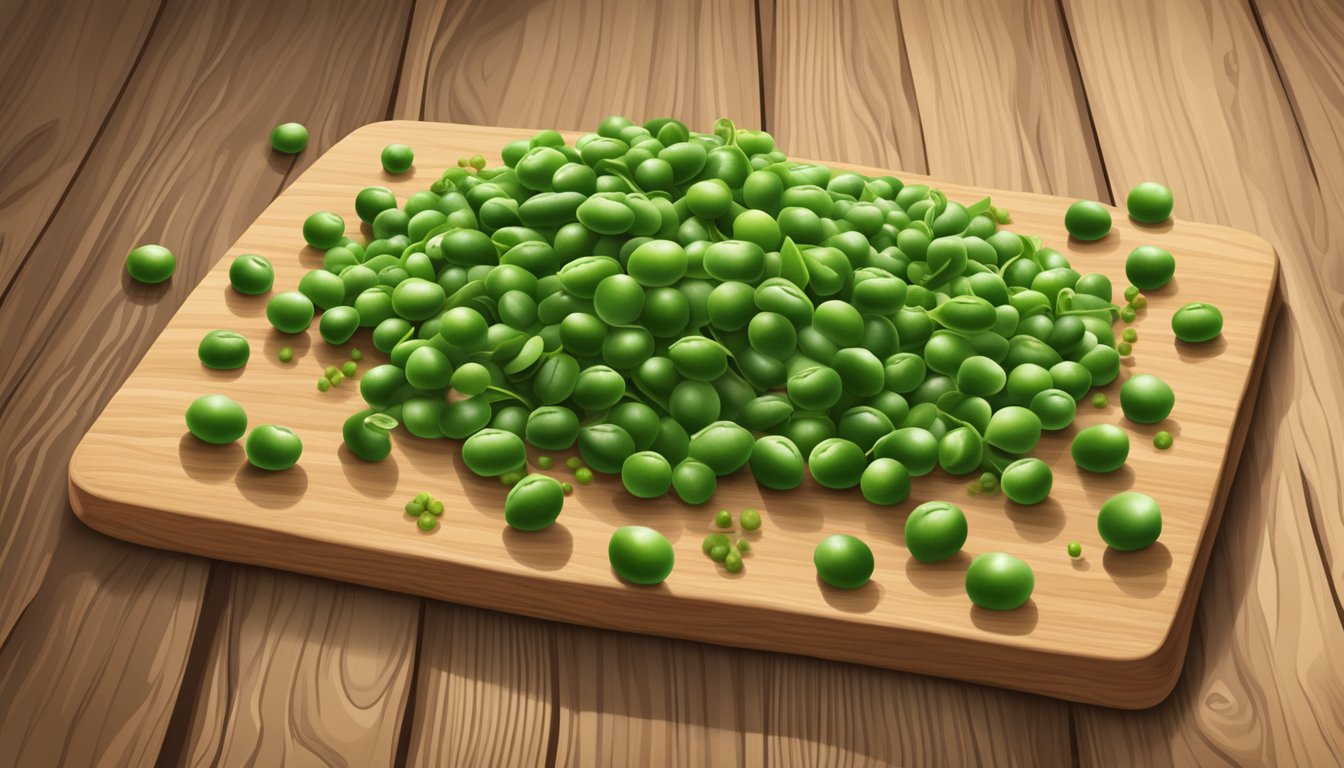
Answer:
(404, 345, 453, 389)
(1098, 491, 1162, 550)
(1120, 373, 1175, 424)
(621, 451, 673, 499)
(1068, 541, 1083, 558)
(787, 366, 843, 412)
(319, 306, 360, 346)
(1126, 182, 1173, 223)
(1171, 302, 1224, 343)
(228, 254, 274, 294)
(567, 457, 584, 470)
(609, 526, 675, 585)
(1154, 431, 1174, 450)
(1091, 393, 1108, 408)
(606, 402, 659, 450)
(269, 122, 308, 153)
(524, 407, 580, 451)
(724, 549, 744, 573)
(1122, 328, 1138, 343)
(965, 552, 1034, 610)
(671, 459, 716, 505)
(709, 543, 731, 563)
(668, 336, 728, 382)
(937, 426, 983, 476)
(185, 394, 247, 444)
(577, 193, 636, 235)
(627, 239, 688, 287)
(125, 244, 175, 284)
(391, 278, 446, 321)
(871, 427, 938, 477)
(1064, 200, 1112, 241)
(860, 458, 911, 506)
(687, 421, 754, 476)
(571, 366, 626, 411)
(703, 240, 766, 283)
(1125, 245, 1175, 291)
(740, 508, 762, 531)
(1000, 458, 1053, 505)
(1120, 306, 1137, 323)
(317, 377, 331, 392)
(714, 509, 733, 528)
(1117, 342, 1133, 356)
(578, 423, 637, 474)
(905, 501, 967, 563)
(956, 355, 1006, 397)
(354, 186, 397, 224)
(197, 330, 250, 370)
(302, 212, 345, 250)
(244, 424, 302, 470)
(1071, 424, 1130, 473)
(1049, 361, 1093, 401)
(381, 143, 414, 174)
(807, 438, 866, 490)
(536, 456, 554, 470)
(266, 291, 315, 333)
(749, 435, 805, 490)
(343, 410, 394, 461)
(575, 467, 594, 484)
(462, 429, 527, 477)
(685, 179, 732, 219)
(450, 362, 491, 396)
(417, 512, 438, 531)
(984, 406, 1042, 453)
(505, 474, 565, 531)
(813, 534, 874, 589)
(278, 346, 294, 363)
(500, 470, 526, 488)
(593, 274, 645, 325)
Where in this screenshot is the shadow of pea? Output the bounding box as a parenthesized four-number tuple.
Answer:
(1102, 542, 1172, 598)
(904, 550, 970, 597)
(440, 446, 507, 522)
(756, 486, 826, 533)
(178, 432, 245, 484)
(1003, 496, 1066, 542)
(1123, 418, 1183, 441)
(818, 576, 883, 614)
(233, 462, 308, 509)
(1175, 334, 1228, 363)
(223, 283, 268, 318)
(200, 359, 247, 382)
(121, 267, 174, 305)
(1076, 463, 1137, 503)
(337, 444, 400, 499)
(262, 327, 310, 364)
(969, 600, 1039, 635)
(1127, 217, 1174, 234)
(502, 524, 574, 571)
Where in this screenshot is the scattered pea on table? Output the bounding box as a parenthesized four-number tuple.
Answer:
(1125, 181, 1173, 223)
(126, 244, 175, 284)
(381, 143, 415, 174)
(244, 424, 302, 470)
(965, 553, 1034, 611)
(228, 253, 274, 294)
(1171, 302, 1224, 342)
(813, 534, 874, 589)
(1064, 200, 1112, 241)
(197, 330, 250, 370)
(905, 502, 968, 563)
(185, 394, 248, 445)
(269, 122, 308, 154)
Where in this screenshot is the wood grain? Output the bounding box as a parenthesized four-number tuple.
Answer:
(71, 121, 1275, 707)
(404, 605, 554, 768)
(898, 0, 1108, 200)
(0, 0, 161, 292)
(0, 0, 415, 761)
(1059, 0, 1344, 761)
(170, 567, 419, 767)
(760, 0, 927, 169)
(394, 0, 760, 131)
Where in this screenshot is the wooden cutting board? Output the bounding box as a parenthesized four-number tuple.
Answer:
(69, 121, 1278, 708)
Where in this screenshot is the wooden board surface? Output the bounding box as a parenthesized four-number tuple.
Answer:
(67, 120, 1276, 708)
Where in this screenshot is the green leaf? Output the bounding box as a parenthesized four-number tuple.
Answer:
(593, 158, 642, 193)
(713, 118, 737, 146)
(779, 236, 809, 289)
(965, 196, 993, 217)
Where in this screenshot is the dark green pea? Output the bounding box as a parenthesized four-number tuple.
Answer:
(703, 240, 766, 283)
(354, 186, 396, 224)
(621, 451, 673, 498)
(749, 435, 805, 490)
(855, 457, 909, 505)
(706, 281, 756, 330)
(380, 143, 414, 174)
(785, 416, 837, 458)
(525, 406, 581, 451)
(1126, 182, 1173, 223)
(602, 327, 654, 370)
(870, 427, 937, 476)
(602, 402, 657, 452)
(923, 331, 977, 376)
(1075, 272, 1113, 302)
(1001, 458, 1053, 505)
(462, 429, 526, 477)
(505, 474, 564, 531)
(813, 534, 874, 590)
(245, 425, 302, 471)
(905, 501, 967, 563)
(1171, 302, 1223, 343)
(650, 418, 690, 465)
(1125, 245, 1175, 290)
(626, 239, 688, 287)
(965, 553, 1034, 610)
(229, 254, 274, 294)
(1078, 345, 1121, 387)
(687, 420, 754, 476)
(1119, 373, 1175, 424)
(827, 348, 882, 397)
(787, 366, 843, 411)
(1064, 200, 1111, 241)
(404, 346, 453, 390)
(577, 193, 636, 235)
(401, 396, 445, 439)
(359, 364, 407, 409)
(1098, 491, 1162, 550)
(318, 306, 360, 345)
(668, 458, 715, 505)
(344, 410, 395, 461)
(883, 353, 926, 393)
(1049, 361, 1093, 401)
(558, 313, 606, 357)
(1030, 388, 1077, 430)
(984, 406, 1042, 454)
(266, 291, 315, 334)
(836, 406, 893, 452)
(185, 394, 247, 444)
(609, 526, 675, 585)
(807, 438, 866, 489)
(1072, 424, 1130, 473)
(578, 423, 636, 474)
(668, 335, 729, 381)
(593, 274, 645, 326)
(937, 426, 983, 475)
(639, 287, 691, 338)
(491, 406, 530, 437)
(955, 355, 1006, 397)
(302, 211, 345, 250)
(197, 330, 250, 370)
(440, 396, 493, 439)
(748, 312, 797, 359)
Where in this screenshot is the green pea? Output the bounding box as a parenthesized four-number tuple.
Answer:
(391, 277, 446, 321)
(621, 451, 673, 498)
(1126, 182, 1173, 223)
(1154, 430, 1174, 450)
(669, 380, 720, 433)
(450, 362, 491, 396)
(904, 501, 967, 563)
(871, 427, 938, 476)
(671, 458, 716, 505)
(578, 423, 636, 474)
(831, 348, 885, 398)
(381, 143, 414, 174)
(197, 330, 250, 370)
(185, 394, 247, 444)
(965, 552, 1034, 610)
(1098, 491, 1162, 550)
(609, 526, 675, 585)
(302, 211, 345, 250)
(1071, 424, 1130, 473)
(572, 365, 626, 411)
(504, 474, 564, 531)
(749, 435, 805, 490)
(244, 424, 302, 471)
(1064, 200, 1111, 241)
(593, 274, 645, 325)
(686, 179, 732, 219)
(1000, 458, 1053, 505)
(703, 240, 766, 283)
(688, 421, 754, 476)
(883, 353, 927, 393)
(859, 458, 911, 506)
(984, 406, 1042, 453)
(937, 426, 984, 476)
(787, 366, 843, 411)
(812, 301, 864, 347)
(266, 291, 315, 334)
(400, 396, 444, 438)
(1119, 373, 1175, 424)
(668, 335, 728, 381)
(344, 410, 395, 461)
(1171, 302, 1223, 343)
(577, 193, 635, 235)
(462, 429, 526, 477)
(228, 254, 274, 294)
(319, 306, 360, 345)
(1049, 361, 1093, 401)
(955, 355, 1006, 397)
(813, 534, 874, 589)
(352, 186, 395, 224)
(403, 346, 452, 390)
(807, 438, 866, 489)
(747, 313, 797, 359)
(520, 406, 578, 451)
(269, 122, 308, 153)
(651, 418, 691, 465)
(125, 244, 175, 284)
(626, 239, 688, 287)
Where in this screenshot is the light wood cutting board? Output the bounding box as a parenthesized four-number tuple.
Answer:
(69, 121, 1278, 708)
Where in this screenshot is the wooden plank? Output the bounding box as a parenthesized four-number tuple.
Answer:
(393, 0, 760, 130)
(168, 568, 419, 767)
(760, 0, 926, 169)
(0, 0, 161, 292)
(898, 0, 1108, 200)
(0, 0, 415, 760)
(1059, 0, 1344, 762)
(70, 120, 1275, 708)
(404, 606, 553, 767)
(1253, 0, 1344, 604)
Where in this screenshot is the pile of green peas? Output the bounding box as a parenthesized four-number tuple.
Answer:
(282, 115, 1139, 520)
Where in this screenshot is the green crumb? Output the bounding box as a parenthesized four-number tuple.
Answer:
(1068, 541, 1082, 558)
(714, 509, 732, 528)
(279, 346, 294, 363)
(1154, 431, 1174, 450)
(1092, 393, 1108, 408)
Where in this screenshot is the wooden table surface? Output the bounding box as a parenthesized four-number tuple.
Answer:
(1, 0, 1341, 764)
